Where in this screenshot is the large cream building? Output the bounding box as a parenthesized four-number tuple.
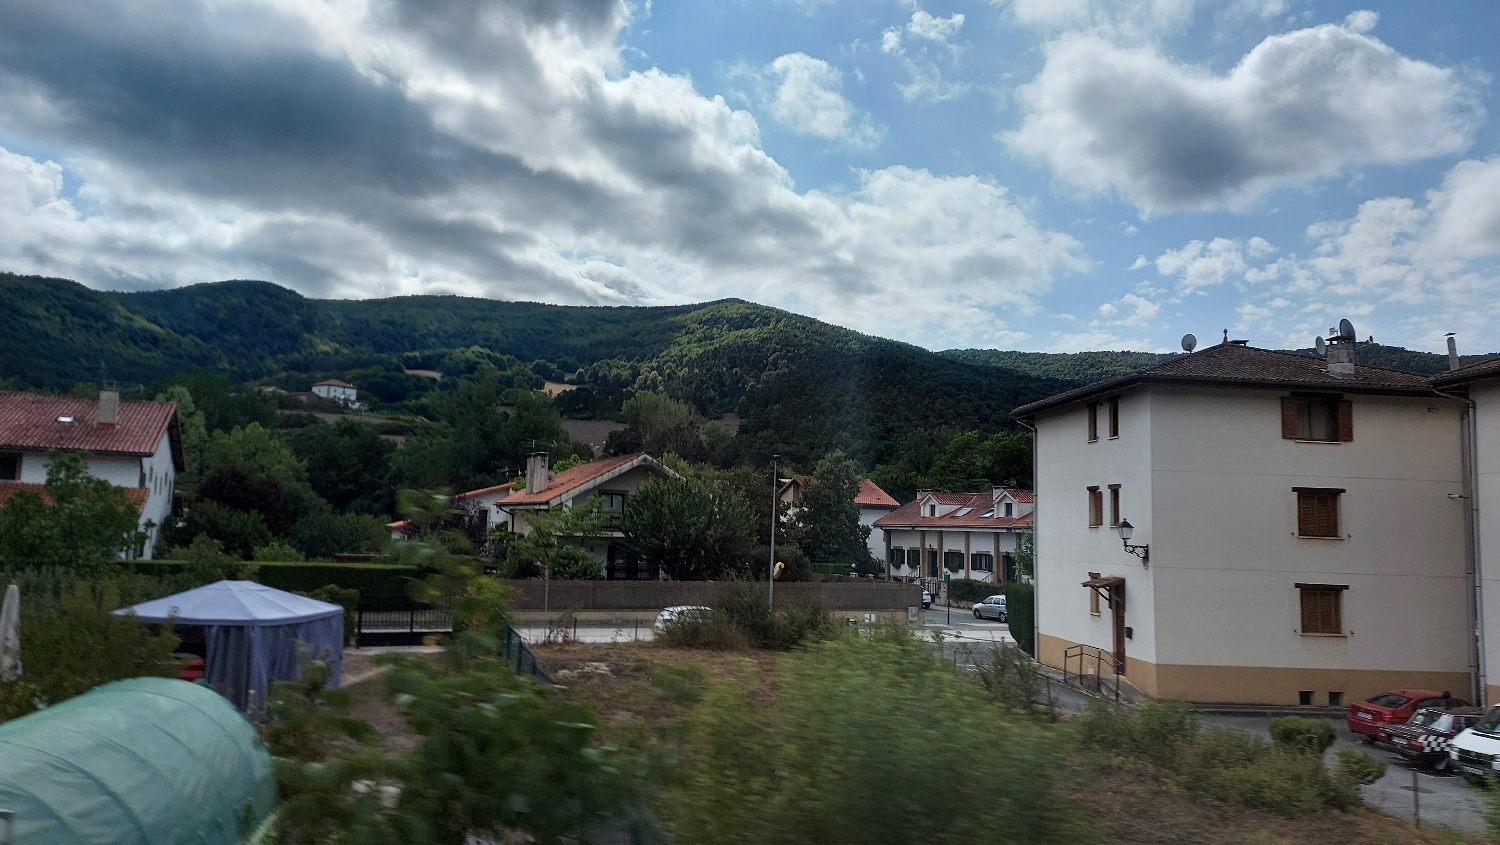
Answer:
(1015, 340, 1474, 706)
(1433, 357, 1500, 706)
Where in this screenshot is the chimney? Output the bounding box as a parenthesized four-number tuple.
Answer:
(97, 386, 119, 427)
(1447, 334, 1460, 371)
(1325, 336, 1356, 378)
(526, 452, 550, 493)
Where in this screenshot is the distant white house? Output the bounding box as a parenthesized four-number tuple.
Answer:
(311, 379, 360, 407)
(777, 476, 901, 563)
(874, 488, 1033, 585)
(0, 388, 183, 558)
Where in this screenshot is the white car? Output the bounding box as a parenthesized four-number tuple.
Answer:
(653, 605, 712, 633)
(973, 594, 1008, 622)
(920, 588, 933, 609)
(1450, 704, 1500, 782)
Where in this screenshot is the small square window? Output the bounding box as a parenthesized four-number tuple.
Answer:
(1328, 692, 1343, 707)
(1295, 488, 1342, 538)
(0, 452, 18, 481)
(1298, 583, 1346, 634)
(1004, 502, 1013, 517)
(1299, 690, 1314, 706)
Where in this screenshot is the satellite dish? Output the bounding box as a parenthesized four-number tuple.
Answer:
(1315, 336, 1326, 356)
(1181, 333, 1197, 353)
(1338, 319, 1355, 340)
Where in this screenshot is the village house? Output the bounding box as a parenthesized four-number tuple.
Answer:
(1015, 336, 1472, 706)
(0, 388, 182, 558)
(1431, 354, 1500, 706)
(874, 488, 1033, 585)
(311, 379, 360, 408)
(778, 476, 901, 562)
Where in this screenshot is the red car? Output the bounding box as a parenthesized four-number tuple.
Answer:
(1347, 690, 1469, 741)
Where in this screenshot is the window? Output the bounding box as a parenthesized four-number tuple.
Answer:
(1281, 396, 1352, 442)
(1328, 692, 1343, 708)
(599, 492, 626, 527)
(1088, 572, 1101, 615)
(1299, 690, 1314, 706)
(927, 549, 939, 575)
(0, 453, 18, 481)
(1108, 396, 1120, 439)
(1087, 403, 1099, 442)
(944, 550, 964, 571)
(1108, 484, 1120, 527)
(1295, 487, 1343, 537)
(1297, 583, 1346, 634)
(889, 547, 904, 566)
(1087, 486, 1103, 527)
(906, 548, 922, 568)
(970, 552, 993, 572)
(1004, 502, 1013, 517)
(927, 504, 937, 517)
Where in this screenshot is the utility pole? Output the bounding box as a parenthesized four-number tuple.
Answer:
(769, 455, 779, 608)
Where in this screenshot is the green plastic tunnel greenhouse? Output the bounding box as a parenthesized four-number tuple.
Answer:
(0, 677, 277, 845)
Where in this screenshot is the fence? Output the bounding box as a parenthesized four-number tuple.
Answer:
(502, 623, 551, 683)
(501, 579, 922, 611)
(1062, 643, 1123, 702)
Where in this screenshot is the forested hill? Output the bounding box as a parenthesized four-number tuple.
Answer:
(0, 273, 1075, 469)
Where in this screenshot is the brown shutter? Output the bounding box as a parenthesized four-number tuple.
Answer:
(1088, 404, 1098, 442)
(1297, 490, 1341, 537)
(1337, 400, 1353, 442)
(1299, 587, 1343, 634)
(1281, 397, 1299, 439)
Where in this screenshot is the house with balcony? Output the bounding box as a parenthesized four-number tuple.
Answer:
(1015, 337, 1471, 706)
(874, 487, 1033, 585)
(0, 388, 183, 558)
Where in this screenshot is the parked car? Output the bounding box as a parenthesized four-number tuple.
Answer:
(653, 605, 712, 633)
(1347, 689, 1468, 741)
(1381, 706, 1485, 769)
(1451, 705, 1500, 782)
(973, 594, 1008, 622)
(920, 588, 933, 609)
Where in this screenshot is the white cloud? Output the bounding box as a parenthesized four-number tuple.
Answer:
(1007, 22, 1481, 213)
(0, 1, 1086, 351)
(996, 0, 1196, 38)
(907, 10, 965, 42)
(881, 28, 903, 54)
(1344, 9, 1378, 33)
(762, 53, 884, 147)
(1154, 238, 1249, 293)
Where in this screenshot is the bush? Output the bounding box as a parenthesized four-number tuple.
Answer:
(1003, 582, 1035, 655)
(1335, 747, 1387, 784)
(655, 611, 744, 650)
(1269, 716, 1337, 755)
(253, 540, 306, 562)
(135, 559, 421, 610)
(1074, 700, 1197, 769)
(947, 578, 996, 604)
(975, 641, 1050, 714)
(713, 581, 834, 650)
(672, 631, 1081, 845)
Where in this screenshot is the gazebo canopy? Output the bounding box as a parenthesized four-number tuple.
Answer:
(120, 580, 342, 626)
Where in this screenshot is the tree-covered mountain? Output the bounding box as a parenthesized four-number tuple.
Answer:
(0, 274, 1074, 472)
(939, 349, 1177, 381)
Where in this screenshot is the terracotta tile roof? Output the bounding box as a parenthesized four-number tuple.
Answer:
(0, 481, 150, 515)
(1000, 487, 1034, 503)
(855, 479, 899, 509)
(0, 393, 182, 470)
(314, 379, 356, 388)
(1430, 356, 1500, 387)
(503, 453, 676, 506)
(928, 492, 975, 505)
(1014, 342, 1439, 418)
(874, 492, 1034, 530)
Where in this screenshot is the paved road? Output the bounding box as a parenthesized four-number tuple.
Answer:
(515, 621, 654, 644)
(1199, 712, 1488, 834)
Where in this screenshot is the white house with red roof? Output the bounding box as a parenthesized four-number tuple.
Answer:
(778, 476, 902, 563)
(311, 379, 360, 408)
(0, 388, 183, 558)
(874, 487, 1034, 585)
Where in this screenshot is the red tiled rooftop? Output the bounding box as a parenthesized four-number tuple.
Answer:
(0, 393, 181, 469)
(875, 492, 1034, 529)
(314, 379, 357, 388)
(1000, 487, 1034, 503)
(855, 479, 899, 509)
(504, 453, 673, 506)
(1431, 355, 1500, 387)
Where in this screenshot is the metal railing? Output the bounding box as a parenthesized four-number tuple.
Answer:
(356, 608, 453, 634)
(1062, 643, 1122, 702)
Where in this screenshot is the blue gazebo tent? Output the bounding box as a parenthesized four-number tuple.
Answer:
(0, 677, 277, 845)
(118, 580, 343, 709)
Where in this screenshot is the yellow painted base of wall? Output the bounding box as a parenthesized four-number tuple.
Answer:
(1040, 633, 1470, 706)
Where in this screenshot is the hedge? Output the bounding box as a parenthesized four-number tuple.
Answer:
(947, 578, 999, 604)
(1003, 582, 1035, 656)
(130, 560, 422, 610)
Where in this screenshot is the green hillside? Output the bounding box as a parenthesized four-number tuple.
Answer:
(0, 273, 1073, 471)
(939, 348, 1176, 382)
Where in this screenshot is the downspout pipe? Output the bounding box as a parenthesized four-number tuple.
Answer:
(1434, 387, 1485, 707)
(1017, 417, 1039, 662)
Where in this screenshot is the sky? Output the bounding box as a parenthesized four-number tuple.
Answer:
(1, 0, 1498, 355)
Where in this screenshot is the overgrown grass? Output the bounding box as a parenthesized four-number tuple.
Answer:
(655, 580, 836, 651)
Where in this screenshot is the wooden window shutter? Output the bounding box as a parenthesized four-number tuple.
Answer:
(1337, 400, 1353, 442)
(1108, 397, 1120, 438)
(1088, 404, 1099, 442)
(1089, 572, 1101, 615)
(1298, 585, 1344, 634)
(1296, 489, 1341, 537)
(1281, 397, 1299, 439)
(1088, 487, 1102, 526)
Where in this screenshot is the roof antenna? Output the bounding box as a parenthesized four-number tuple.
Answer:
(1221, 329, 1228, 345)
(1181, 334, 1197, 353)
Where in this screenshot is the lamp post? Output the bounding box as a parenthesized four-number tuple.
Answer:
(770, 455, 780, 608)
(1117, 519, 1149, 567)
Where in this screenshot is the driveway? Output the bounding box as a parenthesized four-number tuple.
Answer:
(1198, 712, 1490, 834)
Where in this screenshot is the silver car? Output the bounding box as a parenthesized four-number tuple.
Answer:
(973, 594, 1007, 622)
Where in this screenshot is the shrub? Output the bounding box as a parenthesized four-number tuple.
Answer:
(253, 540, 306, 562)
(975, 641, 1051, 715)
(1335, 747, 1387, 784)
(1003, 582, 1034, 655)
(1269, 716, 1337, 755)
(672, 632, 1081, 845)
(1073, 700, 1197, 769)
(655, 611, 744, 650)
(947, 578, 995, 604)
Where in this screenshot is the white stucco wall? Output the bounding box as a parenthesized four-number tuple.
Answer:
(1471, 381, 1500, 704)
(860, 506, 890, 561)
(881, 526, 1020, 584)
(14, 432, 177, 558)
(1035, 383, 1470, 702)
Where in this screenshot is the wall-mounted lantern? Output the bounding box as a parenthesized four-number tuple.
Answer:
(1117, 518, 1149, 567)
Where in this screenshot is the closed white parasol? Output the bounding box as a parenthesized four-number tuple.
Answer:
(0, 583, 20, 682)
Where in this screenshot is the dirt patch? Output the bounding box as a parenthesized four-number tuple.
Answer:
(1079, 759, 1484, 845)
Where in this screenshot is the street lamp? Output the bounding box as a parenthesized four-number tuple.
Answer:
(1117, 518, 1149, 567)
